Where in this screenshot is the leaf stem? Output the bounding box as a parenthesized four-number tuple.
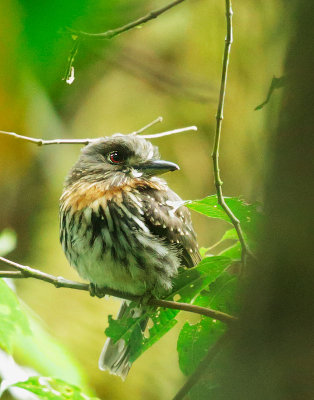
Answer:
(0, 257, 236, 325)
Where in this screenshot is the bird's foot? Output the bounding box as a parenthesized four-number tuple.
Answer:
(138, 292, 155, 309)
(89, 283, 107, 298)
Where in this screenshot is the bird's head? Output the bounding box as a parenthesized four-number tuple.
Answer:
(65, 134, 179, 188)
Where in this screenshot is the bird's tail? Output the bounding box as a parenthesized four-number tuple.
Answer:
(98, 300, 148, 380)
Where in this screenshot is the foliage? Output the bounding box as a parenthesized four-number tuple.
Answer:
(177, 319, 224, 376)
(187, 195, 262, 246)
(172, 195, 259, 385)
(11, 377, 98, 400)
(105, 255, 232, 363)
(0, 230, 91, 398)
(177, 269, 238, 376)
(0, 279, 30, 354)
(0, 229, 29, 354)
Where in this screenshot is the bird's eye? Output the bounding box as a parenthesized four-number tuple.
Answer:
(108, 151, 125, 164)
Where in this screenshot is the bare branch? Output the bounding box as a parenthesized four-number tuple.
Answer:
(211, 0, 252, 269)
(0, 257, 236, 324)
(64, 0, 187, 83)
(140, 125, 197, 139)
(0, 130, 92, 146)
(131, 116, 163, 134)
(67, 0, 186, 40)
(0, 123, 197, 146)
(0, 271, 24, 279)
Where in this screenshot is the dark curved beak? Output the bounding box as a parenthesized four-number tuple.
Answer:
(137, 160, 180, 176)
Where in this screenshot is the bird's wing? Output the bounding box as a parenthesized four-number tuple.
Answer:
(140, 186, 201, 268)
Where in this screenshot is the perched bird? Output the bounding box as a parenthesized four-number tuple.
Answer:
(59, 134, 200, 379)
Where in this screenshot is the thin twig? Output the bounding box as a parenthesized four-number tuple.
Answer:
(67, 0, 186, 40)
(0, 257, 236, 324)
(171, 4, 243, 397)
(0, 130, 92, 146)
(141, 125, 197, 139)
(172, 332, 230, 400)
(211, 0, 250, 267)
(149, 298, 235, 324)
(0, 271, 24, 279)
(64, 0, 186, 84)
(0, 124, 197, 146)
(131, 116, 163, 135)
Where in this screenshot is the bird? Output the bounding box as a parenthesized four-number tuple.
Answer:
(59, 133, 201, 379)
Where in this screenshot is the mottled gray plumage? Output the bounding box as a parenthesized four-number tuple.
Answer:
(59, 134, 200, 379)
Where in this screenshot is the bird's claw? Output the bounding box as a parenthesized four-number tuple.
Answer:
(138, 292, 155, 308)
(89, 283, 107, 298)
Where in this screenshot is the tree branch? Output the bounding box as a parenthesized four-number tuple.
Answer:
(171, 2, 245, 398)
(211, 0, 251, 268)
(67, 0, 186, 40)
(0, 130, 92, 146)
(64, 0, 187, 83)
(0, 257, 236, 325)
(130, 116, 163, 134)
(140, 125, 197, 139)
(0, 123, 197, 146)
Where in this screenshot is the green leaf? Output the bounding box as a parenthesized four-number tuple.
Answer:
(0, 279, 30, 353)
(12, 377, 99, 400)
(105, 304, 179, 364)
(187, 196, 231, 222)
(202, 228, 239, 259)
(187, 195, 262, 241)
(199, 247, 211, 258)
(177, 318, 224, 375)
(177, 270, 238, 376)
(105, 256, 233, 364)
(170, 256, 232, 303)
(105, 308, 147, 348)
(0, 229, 17, 256)
(220, 228, 238, 241)
(219, 241, 241, 260)
(193, 271, 238, 315)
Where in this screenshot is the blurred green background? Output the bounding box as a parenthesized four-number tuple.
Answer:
(0, 0, 289, 398)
